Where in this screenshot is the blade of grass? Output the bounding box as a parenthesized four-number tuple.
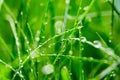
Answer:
(49, 0, 55, 36)
(54, 0, 70, 55)
(5, 15, 24, 79)
(0, 0, 3, 10)
(3, 2, 16, 20)
(2, 2, 26, 79)
(21, 26, 82, 67)
(39, 0, 50, 43)
(72, 0, 84, 79)
(107, 0, 120, 16)
(94, 62, 118, 79)
(62, 0, 70, 32)
(79, 0, 96, 22)
(0, 36, 14, 59)
(96, 32, 108, 48)
(53, 41, 67, 65)
(6, 15, 22, 64)
(27, 23, 34, 43)
(61, 66, 70, 80)
(0, 58, 25, 79)
(0, 59, 16, 73)
(39, 53, 112, 64)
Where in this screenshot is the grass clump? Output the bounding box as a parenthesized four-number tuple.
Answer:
(0, 0, 120, 80)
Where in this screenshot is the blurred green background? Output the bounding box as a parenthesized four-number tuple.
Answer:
(0, 0, 120, 80)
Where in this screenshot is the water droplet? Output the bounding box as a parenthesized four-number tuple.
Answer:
(16, 71, 20, 74)
(31, 68, 33, 72)
(20, 11, 23, 15)
(42, 64, 54, 75)
(40, 3, 44, 6)
(26, 49, 29, 52)
(27, 48, 31, 52)
(35, 37, 40, 41)
(19, 70, 22, 74)
(20, 60, 22, 63)
(69, 50, 72, 55)
(42, 36, 45, 39)
(93, 40, 102, 48)
(81, 37, 87, 42)
(20, 65, 23, 69)
(82, 70, 84, 73)
(26, 41, 29, 44)
(65, 0, 70, 4)
(89, 57, 93, 61)
(109, 39, 112, 43)
(70, 73, 72, 75)
(16, 42, 20, 46)
(112, 73, 116, 77)
(81, 47, 84, 51)
(48, 45, 51, 48)
(79, 7, 82, 10)
(44, 22, 48, 25)
(38, 45, 42, 48)
(55, 20, 63, 34)
(83, 6, 89, 11)
(30, 48, 32, 50)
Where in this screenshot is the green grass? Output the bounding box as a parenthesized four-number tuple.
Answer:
(0, 0, 120, 80)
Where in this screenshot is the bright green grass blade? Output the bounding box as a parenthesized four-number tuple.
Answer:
(49, 1, 55, 36)
(39, 0, 50, 43)
(61, 66, 70, 80)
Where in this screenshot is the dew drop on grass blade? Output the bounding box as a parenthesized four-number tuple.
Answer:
(61, 66, 70, 80)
